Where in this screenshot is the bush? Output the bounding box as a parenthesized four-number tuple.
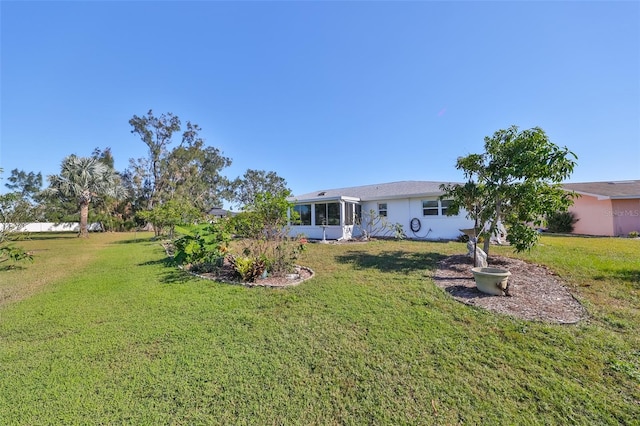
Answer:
(173, 220, 231, 268)
(0, 243, 33, 266)
(265, 238, 307, 275)
(628, 231, 639, 238)
(0, 192, 33, 267)
(228, 255, 267, 283)
(546, 211, 578, 233)
(229, 192, 307, 278)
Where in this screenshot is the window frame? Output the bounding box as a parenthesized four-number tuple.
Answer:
(315, 202, 341, 226)
(345, 202, 355, 226)
(422, 200, 439, 216)
(292, 204, 312, 225)
(422, 199, 454, 216)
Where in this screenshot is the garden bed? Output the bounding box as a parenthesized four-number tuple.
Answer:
(184, 259, 314, 288)
(434, 254, 587, 324)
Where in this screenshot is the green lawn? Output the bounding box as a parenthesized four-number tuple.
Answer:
(0, 233, 638, 424)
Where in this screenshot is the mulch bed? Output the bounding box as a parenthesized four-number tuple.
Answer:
(433, 254, 587, 324)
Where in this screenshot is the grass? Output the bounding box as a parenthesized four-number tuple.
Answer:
(0, 233, 638, 424)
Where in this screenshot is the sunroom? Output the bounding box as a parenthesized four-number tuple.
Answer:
(288, 195, 361, 241)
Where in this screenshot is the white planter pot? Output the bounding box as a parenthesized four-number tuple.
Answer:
(471, 267, 511, 296)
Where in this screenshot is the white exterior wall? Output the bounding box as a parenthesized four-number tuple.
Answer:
(360, 197, 473, 240)
(0, 222, 103, 232)
(288, 197, 473, 241)
(288, 225, 347, 240)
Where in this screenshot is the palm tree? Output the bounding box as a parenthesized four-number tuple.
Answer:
(47, 155, 125, 238)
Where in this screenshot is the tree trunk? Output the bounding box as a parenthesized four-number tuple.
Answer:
(483, 224, 492, 255)
(79, 201, 89, 238)
(483, 197, 503, 255)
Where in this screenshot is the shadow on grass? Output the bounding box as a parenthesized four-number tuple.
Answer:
(0, 264, 29, 272)
(111, 237, 156, 245)
(138, 257, 199, 284)
(111, 232, 161, 245)
(15, 233, 79, 241)
(336, 250, 446, 273)
(594, 269, 640, 287)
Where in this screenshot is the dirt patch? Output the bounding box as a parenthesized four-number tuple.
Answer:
(434, 254, 587, 324)
(185, 260, 314, 288)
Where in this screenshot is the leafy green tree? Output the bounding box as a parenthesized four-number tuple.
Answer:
(231, 169, 290, 209)
(4, 169, 42, 204)
(46, 155, 126, 238)
(0, 169, 33, 267)
(162, 122, 232, 211)
(239, 191, 294, 240)
(91, 147, 115, 169)
(89, 147, 135, 232)
(129, 110, 180, 210)
(2, 168, 45, 221)
(137, 199, 201, 238)
(127, 110, 233, 222)
(441, 125, 577, 254)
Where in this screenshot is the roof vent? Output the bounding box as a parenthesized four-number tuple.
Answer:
(318, 191, 326, 196)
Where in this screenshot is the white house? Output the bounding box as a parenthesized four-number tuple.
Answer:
(287, 181, 473, 241)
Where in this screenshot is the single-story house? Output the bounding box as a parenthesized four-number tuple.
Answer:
(208, 207, 234, 218)
(562, 180, 640, 236)
(287, 181, 473, 241)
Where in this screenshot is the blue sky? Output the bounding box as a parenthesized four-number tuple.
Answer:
(1, 1, 639, 202)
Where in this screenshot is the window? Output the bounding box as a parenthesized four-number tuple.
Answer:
(327, 203, 340, 225)
(378, 203, 388, 217)
(293, 204, 311, 225)
(441, 199, 452, 216)
(315, 203, 340, 225)
(422, 200, 439, 216)
(345, 202, 355, 226)
(422, 199, 454, 216)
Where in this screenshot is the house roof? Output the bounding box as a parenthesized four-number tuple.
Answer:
(208, 207, 233, 216)
(562, 180, 640, 199)
(291, 181, 459, 203)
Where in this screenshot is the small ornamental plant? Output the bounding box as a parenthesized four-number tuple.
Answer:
(228, 254, 267, 282)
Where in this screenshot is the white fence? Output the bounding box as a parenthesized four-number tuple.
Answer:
(0, 222, 103, 233)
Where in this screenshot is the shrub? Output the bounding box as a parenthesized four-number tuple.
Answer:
(546, 211, 578, 233)
(266, 238, 307, 275)
(0, 243, 33, 266)
(173, 220, 231, 268)
(357, 209, 406, 240)
(228, 255, 267, 282)
(628, 231, 639, 238)
(0, 192, 33, 267)
(229, 191, 307, 278)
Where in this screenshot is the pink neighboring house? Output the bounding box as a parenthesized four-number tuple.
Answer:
(562, 180, 640, 236)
